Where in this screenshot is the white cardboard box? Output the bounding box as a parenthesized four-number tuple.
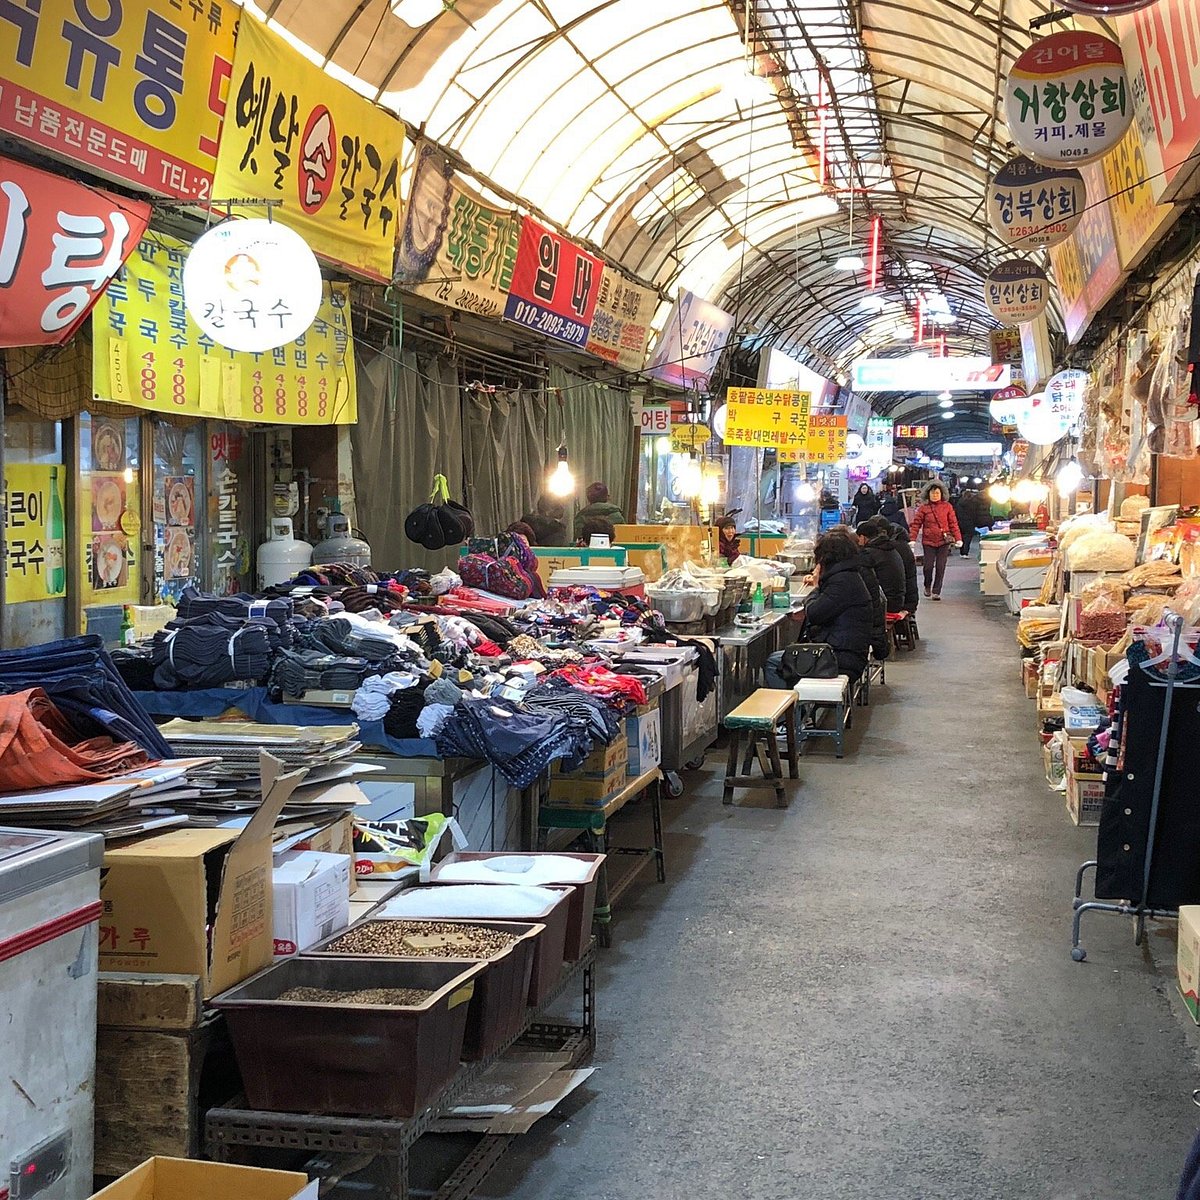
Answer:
(272, 850, 351, 956)
(626, 707, 662, 776)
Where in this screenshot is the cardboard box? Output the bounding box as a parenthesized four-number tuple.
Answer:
(272, 850, 351, 956)
(549, 763, 626, 805)
(553, 731, 627, 778)
(1064, 735, 1103, 777)
(1036, 692, 1064, 724)
(1065, 764, 1105, 826)
(90, 1156, 317, 1200)
(279, 812, 357, 895)
(626, 707, 662, 776)
(1022, 658, 1038, 699)
(100, 754, 306, 997)
(1178, 906, 1200, 1024)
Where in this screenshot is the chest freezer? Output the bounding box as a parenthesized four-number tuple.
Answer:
(998, 535, 1053, 615)
(0, 828, 103, 1200)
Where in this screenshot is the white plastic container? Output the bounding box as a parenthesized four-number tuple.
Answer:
(257, 518, 313, 588)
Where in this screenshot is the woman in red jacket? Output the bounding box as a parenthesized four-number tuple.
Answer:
(908, 482, 961, 600)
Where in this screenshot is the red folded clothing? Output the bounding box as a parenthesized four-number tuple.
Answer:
(0, 688, 152, 790)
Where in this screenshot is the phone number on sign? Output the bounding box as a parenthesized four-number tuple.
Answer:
(507, 300, 587, 346)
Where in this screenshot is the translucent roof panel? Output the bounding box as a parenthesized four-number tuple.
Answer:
(263, 0, 1107, 372)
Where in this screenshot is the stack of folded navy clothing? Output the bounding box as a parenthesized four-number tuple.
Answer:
(0, 634, 170, 758)
(268, 649, 378, 698)
(435, 696, 591, 788)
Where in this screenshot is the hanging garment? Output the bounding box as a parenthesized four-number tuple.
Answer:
(1095, 653, 1200, 908)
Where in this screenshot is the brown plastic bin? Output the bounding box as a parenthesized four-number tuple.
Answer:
(378, 884, 572, 1005)
(429, 851, 604, 960)
(303, 919, 542, 1060)
(210, 957, 483, 1118)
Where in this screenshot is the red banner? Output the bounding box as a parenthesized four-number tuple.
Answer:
(0, 156, 150, 348)
(503, 217, 602, 349)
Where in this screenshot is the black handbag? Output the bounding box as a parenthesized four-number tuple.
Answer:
(779, 642, 838, 684)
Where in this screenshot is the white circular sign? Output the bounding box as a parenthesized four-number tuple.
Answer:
(1004, 31, 1132, 167)
(184, 219, 322, 353)
(1016, 392, 1070, 445)
(989, 391, 1025, 426)
(984, 259, 1050, 323)
(1046, 368, 1089, 429)
(987, 156, 1085, 249)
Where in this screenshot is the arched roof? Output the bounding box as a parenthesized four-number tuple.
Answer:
(255, 0, 1104, 376)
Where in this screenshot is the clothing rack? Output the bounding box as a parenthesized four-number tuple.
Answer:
(1071, 611, 1197, 961)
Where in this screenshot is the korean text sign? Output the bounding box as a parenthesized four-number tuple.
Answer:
(4, 463, 66, 603)
(397, 146, 520, 320)
(0, 155, 151, 347)
(213, 14, 401, 281)
(645, 291, 735, 390)
(504, 217, 602, 349)
(722, 388, 812, 452)
(1003, 31, 1132, 166)
(585, 266, 655, 371)
(93, 231, 357, 425)
(0, 0, 235, 200)
(780, 415, 848, 464)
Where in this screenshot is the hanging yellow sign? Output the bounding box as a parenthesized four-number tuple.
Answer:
(4, 463, 67, 603)
(93, 232, 357, 425)
(212, 14, 402, 281)
(780, 415, 849, 464)
(723, 387, 812, 450)
(669, 423, 711, 453)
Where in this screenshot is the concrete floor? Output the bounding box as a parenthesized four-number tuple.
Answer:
(484, 553, 1200, 1200)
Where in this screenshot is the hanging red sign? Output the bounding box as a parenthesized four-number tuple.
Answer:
(503, 216, 603, 349)
(0, 156, 150, 348)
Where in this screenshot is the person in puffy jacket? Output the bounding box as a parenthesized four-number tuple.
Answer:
(857, 517, 906, 612)
(890, 524, 920, 613)
(909, 481, 961, 600)
(878, 490, 904, 528)
(851, 483, 880, 523)
(765, 530, 872, 684)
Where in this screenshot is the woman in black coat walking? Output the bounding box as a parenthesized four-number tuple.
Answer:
(765, 531, 872, 684)
(851, 483, 880, 523)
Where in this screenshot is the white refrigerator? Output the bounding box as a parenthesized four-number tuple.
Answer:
(0, 828, 103, 1200)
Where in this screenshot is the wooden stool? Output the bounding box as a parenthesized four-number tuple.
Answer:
(722, 688, 799, 808)
(793, 675, 852, 758)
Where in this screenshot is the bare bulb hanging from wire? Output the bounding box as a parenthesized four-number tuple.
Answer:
(547, 444, 576, 498)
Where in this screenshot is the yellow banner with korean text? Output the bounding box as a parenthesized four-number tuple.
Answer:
(4, 463, 67, 603)
(212, 14, 401, 281)
(0, 0, 235, 201)
(92, 232, 357, 425)
(781, 415, 848, 464)
(724, 387, 812, 453)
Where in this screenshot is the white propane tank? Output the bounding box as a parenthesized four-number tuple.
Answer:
(257, 518, 312, 588)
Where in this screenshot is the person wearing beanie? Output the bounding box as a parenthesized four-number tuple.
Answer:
(573, 481, 625, 541)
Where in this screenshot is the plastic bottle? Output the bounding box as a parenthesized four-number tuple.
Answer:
(120, 605, 135, 646)
(45, 466, 65, 594)
(751, 582, 765, 618)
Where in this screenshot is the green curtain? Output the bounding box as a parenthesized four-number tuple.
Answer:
(549, 364, 635, 524)
(350, 347, 465, 575)
(460, 386, 553, 537)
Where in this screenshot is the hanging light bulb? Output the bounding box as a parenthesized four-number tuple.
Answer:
(989, 482, 1012, 504)
(794, 480, 817, 502)
(938, 398, 954, 409)
(547, 445, 576, 498)
(1055, 459, 1084, 496)
(937, 390, 953, 402)
(677, 455, 702, 498)
(835, 253, 866, 272)
(655, 436, 672, 454)
(699, 468, 723, 507)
